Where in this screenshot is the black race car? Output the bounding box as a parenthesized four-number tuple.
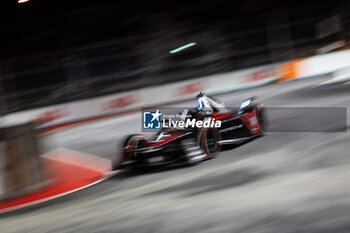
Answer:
(116, 92, 265, 169)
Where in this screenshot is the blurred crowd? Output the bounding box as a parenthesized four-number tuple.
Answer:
(1, 0, 350, 113)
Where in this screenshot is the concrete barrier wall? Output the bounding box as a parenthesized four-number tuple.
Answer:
(0, 123, 47, 201)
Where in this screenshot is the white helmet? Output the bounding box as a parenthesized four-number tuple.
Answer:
(196, 95, 213, 118)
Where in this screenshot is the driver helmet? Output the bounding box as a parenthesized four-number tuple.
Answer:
(196, 92, 213, 118)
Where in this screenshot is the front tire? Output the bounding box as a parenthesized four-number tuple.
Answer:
(197, 128, 221, 159)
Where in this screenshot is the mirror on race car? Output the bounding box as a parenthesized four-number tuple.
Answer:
(238, 97, 257, 114)
(240, 99, 251, 109)
(238, 99, 251, 114)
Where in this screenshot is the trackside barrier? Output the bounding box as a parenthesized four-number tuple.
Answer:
(0, 123, 47, 201)
(1, 49, 350, 129)
(1, 64, 279, 129)
(279, 49, 350, 81)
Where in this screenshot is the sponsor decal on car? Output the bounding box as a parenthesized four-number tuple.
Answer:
(219, 124, 243, 133)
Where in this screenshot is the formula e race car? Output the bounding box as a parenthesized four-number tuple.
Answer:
(116, 92, 266, 169)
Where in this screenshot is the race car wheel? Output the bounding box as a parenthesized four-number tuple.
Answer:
(123, 134, 149, 158)
(197, 128, 221, 159)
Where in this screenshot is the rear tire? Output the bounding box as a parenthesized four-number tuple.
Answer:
(114, 134, 148, 170)
(122, 134, 149, 158)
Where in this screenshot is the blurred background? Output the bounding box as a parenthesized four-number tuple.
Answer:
(1, 0, 350, 113)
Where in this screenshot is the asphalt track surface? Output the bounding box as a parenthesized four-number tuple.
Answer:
(2, 76, 350, 233)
